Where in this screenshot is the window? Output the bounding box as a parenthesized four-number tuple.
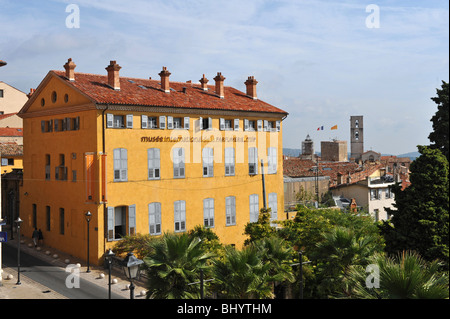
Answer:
(113, 148, 128, 182)
(199, 117, 212, 130)
(257, 120, 263, 132)
(219, 118, 239, 131)
(355, 120, 359, 128)
(106, 114, 133, 128)
(370, 189, 380, 200)
(267, 147, 277, 174)
(249, 194, 259, 223)
(248, 147, 258, 175)
(46, 206, 51, 231)
(174, 200, 186, 232)
(173, 148, 185, 178)
(355, 131, 359, 140)
(55, 154, 67, 181)
(226, 196, 236, 226)
(148, 148, 160, 180)
(225, 147, 235, 176)
(45, 154, 51, 180)
(0, 89, 3, 98)
(202, 147, 214, 177)
(106, 205, 136, 241)
(32, 204, 37, 229)
(244, 119, 256, 131)
(51, 91, 57, 103)
(59, 208, 65, 235)
(203, 198, 214, 228)
(268, 193, 278, 224)
(149, 202, 162, 235)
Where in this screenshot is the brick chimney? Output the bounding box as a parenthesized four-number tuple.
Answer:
(105, 60, 122, 90)
(63, 58, 76, 81)
(159, 66, 171, 93)
(245, 76, 258, 100)
(199, 74, 209, 91)
(214, 72, 225, 98)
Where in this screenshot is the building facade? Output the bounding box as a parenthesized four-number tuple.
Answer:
(18, 59, 288, 264)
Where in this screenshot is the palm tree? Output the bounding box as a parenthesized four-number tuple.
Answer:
(348, 251, 449, 299)
(213, 244, 282, 299)
(143, 232, 214, 299)
(311, 226, 381, 297)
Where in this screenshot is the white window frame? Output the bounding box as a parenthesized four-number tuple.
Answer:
(225, 147, 235, 176)
(226, 196, 236, 226)
(248, 147, 258, 175)
(173, 147, 185, 178)
(148, 148, 160, 180)
(203, 198, 214, 228)
(149, 202, 162, 235)
(249, 194, 259, 223)
(113, 148, 128, 182)
(267, 147, 277, 174)
(174, 200, 186, 232)
(202, 147, 214, 177)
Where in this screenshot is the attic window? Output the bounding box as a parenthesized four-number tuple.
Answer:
(52, 91, 57, 103)
(64, 94, 69, 103)
(41, 98, 45, 107)
(138, 85, 147, 90)
(128, 80, 135, 83)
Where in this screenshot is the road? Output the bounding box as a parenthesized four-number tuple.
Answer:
(2, 242, 125, 299)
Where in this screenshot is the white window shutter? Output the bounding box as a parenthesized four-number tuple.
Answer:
(208, 117, 212, 130)
(234, 119, 239, 131)
(257, 120, 263, 132)
(276, 120, 281, 132)
(220, 118, 225, 130)
(141, 115, 148, 129)
(184, 117, 190, 130)
(126, 114, 133, 128)
(106, 114, 114, 128)
(244, 119, 249, 131)
(128, 204, 136, 236)
(159, 116, 166, 129)
(107, 207, 114, 241)
(167, 116, 173, 129)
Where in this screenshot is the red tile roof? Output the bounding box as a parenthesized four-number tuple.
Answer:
(0, 127, 23, 137)
(51, 70, 288, 115)
(0, 142, 23, 156)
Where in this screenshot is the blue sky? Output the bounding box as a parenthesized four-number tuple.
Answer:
(1, 0, 448, 155)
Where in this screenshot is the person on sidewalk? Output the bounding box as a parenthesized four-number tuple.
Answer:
(38, 229, 44, 246)
(32, 228, 39, 247)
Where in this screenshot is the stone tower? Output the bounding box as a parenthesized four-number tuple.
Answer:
(300, 134, 314, 159)
(350, 115, 364, 162)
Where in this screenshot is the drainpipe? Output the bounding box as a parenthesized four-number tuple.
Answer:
(101, 104, 109, 256)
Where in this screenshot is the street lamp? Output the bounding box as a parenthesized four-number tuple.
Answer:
(105, 249, 115, 299)
(122, 252, 144, 299)
(84, 211, 92, 273)
(15, 217, 23, 285)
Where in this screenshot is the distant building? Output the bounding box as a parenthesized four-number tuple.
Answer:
(350, 115, 364, 162)
(300, 134, 315, 160)
(321, 140, 347, 162)
(361, 150, 381, 163)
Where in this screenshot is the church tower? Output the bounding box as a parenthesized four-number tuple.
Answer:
(350, 116, 364, 162)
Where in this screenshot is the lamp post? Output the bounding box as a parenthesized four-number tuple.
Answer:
(105, 249, 115, 299)
(84, 211, 92, 273)
(122, 252, 144, 299)
(15, 217, 23, 285)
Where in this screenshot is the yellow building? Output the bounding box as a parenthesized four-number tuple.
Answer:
(18, 59, 288, 264)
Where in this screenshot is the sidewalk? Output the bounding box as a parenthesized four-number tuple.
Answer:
(0, 236, 148, 299)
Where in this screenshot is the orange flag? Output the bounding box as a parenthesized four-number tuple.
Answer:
(331, 125, 338, 130)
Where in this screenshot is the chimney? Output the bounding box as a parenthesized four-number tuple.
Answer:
(245, 76, 258, 100)
(214, 72, 225, 98)
(27, 88, 36, 99)
(159, 66, 171, 93)
(199, 74, 209, 91)
(105, 60, 122, 90)
(63, 58, 76, 81)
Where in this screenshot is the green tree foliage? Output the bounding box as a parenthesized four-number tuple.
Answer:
(429, 81, 449, 161)
(347, 251, 449, 299)
(243, 207, 276, 245)
(143, 232, 214, 299)
(380, 146, 449, 269)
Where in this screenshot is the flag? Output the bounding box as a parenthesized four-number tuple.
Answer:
(317, 126, 324, 131)
(331, 125, 338, 130)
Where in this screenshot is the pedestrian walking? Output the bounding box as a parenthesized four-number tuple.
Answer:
(32, 228, 39, 247)
(38, 229, 44, 245)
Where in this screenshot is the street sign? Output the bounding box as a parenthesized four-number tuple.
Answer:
(0, 232, 7, 242)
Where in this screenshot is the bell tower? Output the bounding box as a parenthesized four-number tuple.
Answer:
(350, 116, 364, 162)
